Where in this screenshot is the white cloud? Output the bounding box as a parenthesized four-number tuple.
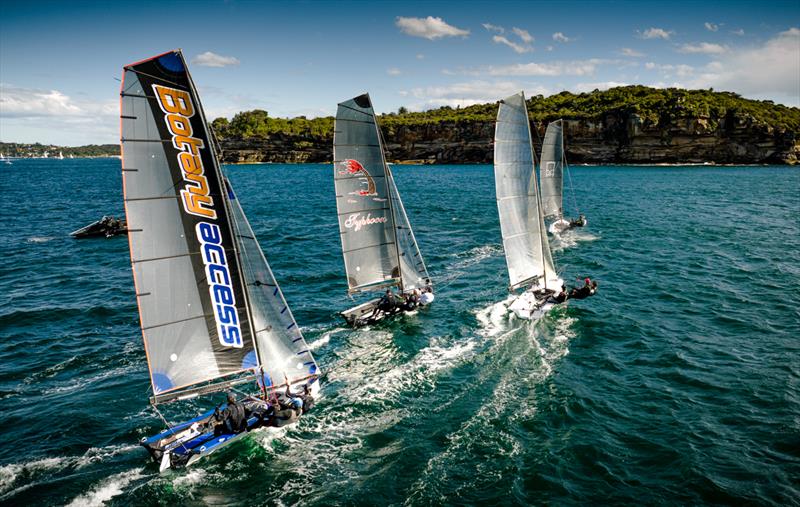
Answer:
(405, 80, 549, 109)
(396, 16, 469, 40)
(0, 84, 117, 144)
(643, 62, 695, 77)
(552, 32, 571, 43)
(638, 27, 673, 40)
(704, 22, 719, 32)
(690, 27, 800, 106)
(620, 47, 645, 57)
(482, 23, 504, 33)
(513, 27, 534, 43)
(387, 67, 401, 76)
(571, 81, 629, 93)
(416, 53, 425, 59)
(191, 51, 240, 68)
(486, 59, 609, 76)
(678, 42, 728, 54)
(492, 35, 533, 53)
(545, 45, 554, 52)
(731, 28, 745, 36)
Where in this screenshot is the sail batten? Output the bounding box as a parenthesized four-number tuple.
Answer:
(494, 92, 559, 291)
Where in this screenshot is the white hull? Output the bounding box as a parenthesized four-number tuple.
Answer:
(508, 277, 564, 320)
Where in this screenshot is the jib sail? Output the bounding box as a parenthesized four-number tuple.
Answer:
(225, 180, 319, 388)
(120, 50, 258, 398)
(494, 92, 558, 291)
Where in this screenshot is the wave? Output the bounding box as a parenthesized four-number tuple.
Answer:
(25, 236, 56, 244)
(65, 468, 145, 507)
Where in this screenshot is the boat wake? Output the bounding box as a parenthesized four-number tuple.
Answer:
(550, 229, 600, 251)
(65, 468, 145, 507)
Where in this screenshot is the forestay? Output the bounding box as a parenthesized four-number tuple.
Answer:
(494, 92, 559, 291)
(539, 119, 564, 220)
(333, 94, 400, 293)
(225, 180, 319, 388)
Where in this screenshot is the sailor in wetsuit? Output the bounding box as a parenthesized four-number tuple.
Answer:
(370, 289, 398, 319)
(568, 278, 597, 300)
(570, 214, 586, 228)
(214, 392, 248, 435)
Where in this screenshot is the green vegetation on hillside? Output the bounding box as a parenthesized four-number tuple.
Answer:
(211, 86, 800, 140)
(0, 142, 119, 158)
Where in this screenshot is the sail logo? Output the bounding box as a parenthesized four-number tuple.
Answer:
(544, 161, 556, 177)
(152, 84, 217, 220)
(197, 222, 243, 348)
(339, 159, 378, 196)
(344, 212, 387, 232)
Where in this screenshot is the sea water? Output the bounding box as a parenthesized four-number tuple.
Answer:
(0, 159, 798, 505)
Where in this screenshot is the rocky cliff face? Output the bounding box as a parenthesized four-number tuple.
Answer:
(219, 112, 799, 165)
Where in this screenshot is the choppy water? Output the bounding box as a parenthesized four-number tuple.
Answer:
(0, 159, 798, 505)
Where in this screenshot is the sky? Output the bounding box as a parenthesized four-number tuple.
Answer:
(1, 0, 798, 146)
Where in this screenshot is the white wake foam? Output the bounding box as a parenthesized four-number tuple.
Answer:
(66, 469, 144, 507)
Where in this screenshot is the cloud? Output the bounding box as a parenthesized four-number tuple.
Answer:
(690, 27, 800, 106)
(387, 67, 401, 76)
(731, 28, 745, 36)
(552, 32, 571, 43)
(704, 22, 719, 32)
(644, 63, 695, 78)
(482, 23, 504, 33)
(396, 16, 469, 40)
(678, 42, 728, 54)
(486, 58, 610, 76)
(191, 51, 240, 67)
(513, 27, 534, 43)
(0, 84, 117, 144)
(571, 81, 629, 93)
(620, 47, 645, 57)
(416, 53, 425, 59)
(405, 80, 549, 109)
(492, 35, 533, 53)
(638, 27, 673, 40)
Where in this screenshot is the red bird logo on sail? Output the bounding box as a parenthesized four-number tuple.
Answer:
(340, 159, 377, 196)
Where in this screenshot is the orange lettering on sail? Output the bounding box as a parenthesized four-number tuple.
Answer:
(152, 84, 216, 220)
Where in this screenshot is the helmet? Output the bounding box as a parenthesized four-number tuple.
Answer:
(584, 278, 591, 284)
(291, 398, 303, 409)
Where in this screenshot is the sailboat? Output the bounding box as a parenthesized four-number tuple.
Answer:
(539, 119, 586, 234)
(333, 93, 432, 326)
(121, 50, 320, 471)
(0, 153, 11, 165)
(58, 151, 65, 160)
(494, 92, 564, 320)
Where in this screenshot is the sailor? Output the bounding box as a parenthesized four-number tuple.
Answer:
(419, 286, 434, 305)
(568, 278, 595, 300)
(214, 392, 248, 435)
(297, 383, 316, 414)
(551, 284, 568, 304)
(403, 290, 419, 311)
(371, 288, 397, 318)
(570, 214, 586, 227)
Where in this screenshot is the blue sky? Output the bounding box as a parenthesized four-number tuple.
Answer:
(1, 0, 798, 145)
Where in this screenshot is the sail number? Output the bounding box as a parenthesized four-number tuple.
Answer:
(197, 222, 243, 348)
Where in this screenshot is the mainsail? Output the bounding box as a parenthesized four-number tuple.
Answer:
(333, 93, 429, 294)
(539, 119, 564, 220)
(121, 50, 317, 401)
(494, 92, 559, 291)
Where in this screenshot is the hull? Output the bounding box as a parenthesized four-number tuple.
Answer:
(341, 294, 429, 327)
(71, 218, 128, 238)
(547, 217, 587, 235)
(508, 278, 563, 320)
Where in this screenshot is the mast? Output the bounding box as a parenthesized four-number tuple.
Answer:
(523, 97, 550, 290)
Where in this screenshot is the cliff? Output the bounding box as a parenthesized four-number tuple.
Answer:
(214, 86, 800, 165)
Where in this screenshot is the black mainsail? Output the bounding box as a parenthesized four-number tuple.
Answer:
(121, 50, 318, 403)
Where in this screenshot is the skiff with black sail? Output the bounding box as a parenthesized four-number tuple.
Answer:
(333, 93, 432, 326)
(539, 119, 586, 234)
(120, 50, 320, 472)
(494, 92, 564, 320)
